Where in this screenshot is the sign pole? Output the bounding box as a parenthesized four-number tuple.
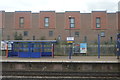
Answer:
(67, 37, 74, 59)
(69, 44, 72, 59)
(98, 34, 100, 59)
(52, 44, 54, 58)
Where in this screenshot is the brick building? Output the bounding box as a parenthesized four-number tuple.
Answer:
(0, 11, 119, 44)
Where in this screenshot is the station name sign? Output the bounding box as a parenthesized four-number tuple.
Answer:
(67, 37, 74, 43)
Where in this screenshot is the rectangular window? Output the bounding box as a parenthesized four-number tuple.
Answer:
(19, 17, 24, 27)
(7, 35, 10, 40)
(70, 17, 75, 28)
(33, 36, 35, 40)
(84, 36, 87, 42)
(75, 32, 79, 37)
(24, 31, 28, 36)
(96, 17, 101, 28)
(100, 32, 105, 37)
(49, 31, 53, 37)
(44, 17, 49, 27)
(110, 37, 113, 43)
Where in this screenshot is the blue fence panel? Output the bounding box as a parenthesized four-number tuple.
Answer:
(7, 40, 56, 58)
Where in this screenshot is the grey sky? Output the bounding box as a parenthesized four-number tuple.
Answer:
(0, 0, 119, 13)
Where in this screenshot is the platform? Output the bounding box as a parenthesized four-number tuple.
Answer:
(2, 56, 120, 74)
(1, 56, 119, 63)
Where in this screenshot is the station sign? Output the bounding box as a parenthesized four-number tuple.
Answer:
(67, 37, 74, 43)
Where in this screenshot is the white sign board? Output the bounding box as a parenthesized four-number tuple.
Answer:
(1, 41, 13, 50)
(67, 37, 74, 41)
(1, 41, 7, 50)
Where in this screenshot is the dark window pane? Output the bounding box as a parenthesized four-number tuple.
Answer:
(110, 37, 113, 43)
(75, 32, 79, 37)
(44, 17, 49, 27)
(70, 24, 75, 28)
(7, 35, 10, 40)
(84, 36, 87, 42)
(24, 31, 28, 36)
(45, 23, 49, 27)
(19, 17, 24, 27)
(70, 18, 75, 23)
(96, 17, 100, 23)
(33, 36, 35, 40)
(96, 24, 100, 28)
(69, 17, 75, 28)
(96, 17, 101, 28)
(100, 32, 105, 37)
(49, 31, 53, 37)
(45, 17, 49, 22)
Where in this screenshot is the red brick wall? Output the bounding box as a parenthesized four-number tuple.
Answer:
(65, 11, 80, 29)
(92, 11, 107, 29)
(2, 11, 118, 42)
(14, 11, 31, 29)
(39, 11, 56, 29)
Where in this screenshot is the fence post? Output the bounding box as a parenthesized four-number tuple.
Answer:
(52, 44, 54, 58)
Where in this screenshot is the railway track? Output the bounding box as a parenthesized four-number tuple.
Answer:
(2, 77, 120, 80)
(2, 71, 120, 77)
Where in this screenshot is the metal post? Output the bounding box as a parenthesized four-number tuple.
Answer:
(98, 34, 100, 58)
(117, 33, 120, 59)
(40, 43, 42, 57)
(69, 16, 71, 37)
(52, 44, 54, 58)
(69, 16, 72, 59)
(69, 27, 71, 37)
(69, 44, 72, 59)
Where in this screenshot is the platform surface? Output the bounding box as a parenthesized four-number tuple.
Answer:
(1, 56, 120, 63)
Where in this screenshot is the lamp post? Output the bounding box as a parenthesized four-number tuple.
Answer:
(68, 16, 72, 59)
(69, 16, 72, 37)
(117, 33, 120, 59)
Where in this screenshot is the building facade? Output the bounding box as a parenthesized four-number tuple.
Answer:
(0, 11, 119, 44)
